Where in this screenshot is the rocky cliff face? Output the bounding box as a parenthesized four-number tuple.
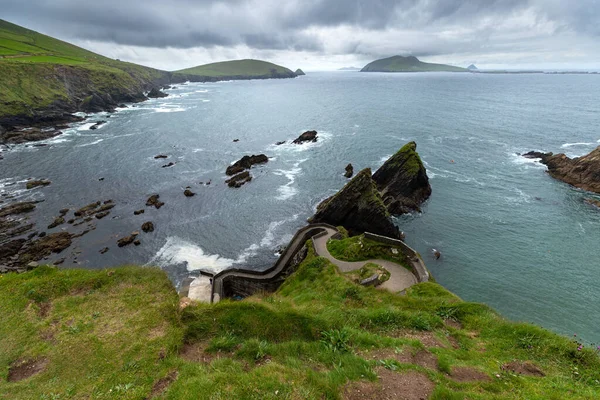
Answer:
(372, 141, 432, 213)
(524, 147, 600, 194)
(309, 168, 401, 238)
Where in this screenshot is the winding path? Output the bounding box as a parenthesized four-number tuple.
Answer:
(313, 227, 418, 293)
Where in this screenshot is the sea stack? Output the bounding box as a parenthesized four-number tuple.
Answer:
(372, 141, 432, 214)
(523, 146, 600, 194)
(309, 168, 401, 238)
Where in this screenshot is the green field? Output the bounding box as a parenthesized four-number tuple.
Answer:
(1, 241, 599, 399)
(0, 19, 169, 120)
(175, 59, 295, 78)
(361, 55, 468, 73)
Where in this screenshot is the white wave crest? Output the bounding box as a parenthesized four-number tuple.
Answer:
(561, 142, 595, 148)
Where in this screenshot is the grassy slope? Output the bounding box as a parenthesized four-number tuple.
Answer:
(175, 59, 294, 78)
(0, 19, 168, 119)
(1, 249, 599, 399)
(361, 55, 467, 73)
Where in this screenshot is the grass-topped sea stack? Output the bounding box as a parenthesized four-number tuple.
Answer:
(310, 141, 431, 238)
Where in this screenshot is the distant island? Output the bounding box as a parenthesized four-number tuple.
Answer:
(338, 66, 361, 71)
(467, 64, 478, 71)
(361, 55, 467, 73)
(174, 59, 298, 82)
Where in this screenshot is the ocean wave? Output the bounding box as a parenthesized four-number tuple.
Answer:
(76, 138, 104, 147)
(510, 153, 546, 169)
(148, 236, 236, 273)
(273, 160, 307, 200)
(561, 142, 596, 148)
(267, 131, 332, 153)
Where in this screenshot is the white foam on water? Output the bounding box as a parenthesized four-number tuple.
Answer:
(273, 159, 307, 200)
(267, 131, 332, 153)
(153, 106, 187, 113)
(504, 187, 532, 204)
(195, 90, 209, 93)
(76, 138, 105, 147)
(148, 236, 235, 273)
(561, 142, 596, 148)
(201, 99, 211, 103)
(378, 154, 393, 166)
(510, 153, 546, 169)
(77, 123, 97, 131)
(192, 148, 205, 153)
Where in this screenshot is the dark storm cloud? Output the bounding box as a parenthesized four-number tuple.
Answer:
(0, 0, 598, 58)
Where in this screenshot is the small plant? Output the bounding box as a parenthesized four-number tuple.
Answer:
(208, 331, 239, 352)
(342, 286, 361, 301)
(320, 328, 351, 353)
(517, 333, 540, 349)
(436, 305, 459, 322)
(378, 359, 398, 371)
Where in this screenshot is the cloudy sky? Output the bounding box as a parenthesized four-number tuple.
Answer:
(2, 0, 600, 71)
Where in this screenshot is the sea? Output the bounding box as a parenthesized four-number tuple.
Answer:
(1, 71, 599, 344)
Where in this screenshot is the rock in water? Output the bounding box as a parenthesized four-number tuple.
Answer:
(26, 180, 51, 190)
(183, 189, 195, 197)
(147, 88, 168, 98)
(146, 195, 164, 209)
(525, 147, 600, 194)
(372, 141, 432, 214)
(293, 130, 318, 144)
(226, 154, 268, 176)
(141, 221, 154, 233)
(226, 171, 252, 188)
(344, 163, 354, 178)
(309, 168, 401, 238)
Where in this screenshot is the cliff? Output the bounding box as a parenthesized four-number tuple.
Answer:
(309, 168, 401, 238)
(373, 141, 432, 213)
(524, 147, 600, 194)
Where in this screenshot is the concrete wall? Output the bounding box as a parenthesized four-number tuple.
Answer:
(212, 223, 336, 301)
(363, 232, 430, 283)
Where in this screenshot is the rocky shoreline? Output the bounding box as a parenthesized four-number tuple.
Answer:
(523, 146, 600, 194)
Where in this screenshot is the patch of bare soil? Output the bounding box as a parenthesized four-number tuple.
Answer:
(392, 330, 445, 348)
(180, 343, 230, 364)
(450, 366, 491, 382)
(343, 368, 435, 400)
(362, 348, 438, 371)
(502, 361, 545, 377)
(7, 358, 48, 382)
(148, 371, 178, 399)
(38, 302, 52, 318)
(444, 319, 463, 330)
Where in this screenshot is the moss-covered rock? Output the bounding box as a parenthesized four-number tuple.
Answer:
(372, 141, 432, 214)
(309, 168, 401, 238)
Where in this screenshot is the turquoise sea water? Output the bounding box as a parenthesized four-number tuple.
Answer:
(1, 72, 599, 343)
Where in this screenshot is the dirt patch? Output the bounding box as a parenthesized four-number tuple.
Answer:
(148, 370, 178, 399)
(343, 368, 435, 400)
(148, 324, 167, 340)
(502, 361, 545, 377)
(450, 366, 491, 382)
(362, 348, 438, 371)
(444, 319, 463, 330)
(7, 358, 48, 382)
(38, 302, 52, 318)
(392, 330, 445, 348)
(180, 343, 230, 364)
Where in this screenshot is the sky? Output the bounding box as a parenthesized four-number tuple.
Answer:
(2, 0, 600, 71)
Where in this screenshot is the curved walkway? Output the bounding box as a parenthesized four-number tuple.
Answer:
(313, 227, 418, 293)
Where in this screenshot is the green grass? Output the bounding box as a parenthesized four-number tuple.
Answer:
(327, 233, 411, 267)
(344, 262, 391, 284)
(175, 59, 294, 78)
(0, 19, 169, 119)
(361, 55, 467, 73)
(1, 248, 599, 399)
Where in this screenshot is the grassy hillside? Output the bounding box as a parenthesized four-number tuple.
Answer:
(361, 55, 467, 73)
(174, 59, 296, 81)
(0, 19, 170, 124)
(2, 245, 599, 399)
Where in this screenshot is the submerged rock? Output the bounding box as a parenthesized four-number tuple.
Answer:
(0, 201, 38, 218)
(525, 146, 600, 194)
(18, 232, 72, 265)
(309, 168, 401, 238)
(372, 141, 432, 214)
(275, 141, 286, 146)
(47, 216, 65, 229)
(154, 154, 168, 159)
(134, 209, 145, 215)
(74, 201, 101, 217)
(117, 233, 138, 247)
(100, 247, 109, 254)
(183, 189, 195, 197)
(226, 171, 252, 188)
(26, 180, 51, 190)
(344, 163, 354, 178)
(162, 162, 175, 168)
(226, 154, 268, 176)
(293, 130, 318, 144)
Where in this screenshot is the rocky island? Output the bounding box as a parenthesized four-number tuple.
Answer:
(310, 142, 431, 238)
(524, 146, 600, 194)
(361, 55, 467, 73)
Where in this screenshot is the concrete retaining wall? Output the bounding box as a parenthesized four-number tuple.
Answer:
(363, 232, 429, 283)
(211, 223, 337, 301)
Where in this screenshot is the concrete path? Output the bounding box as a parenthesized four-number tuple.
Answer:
(313, 227, 418, 293)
